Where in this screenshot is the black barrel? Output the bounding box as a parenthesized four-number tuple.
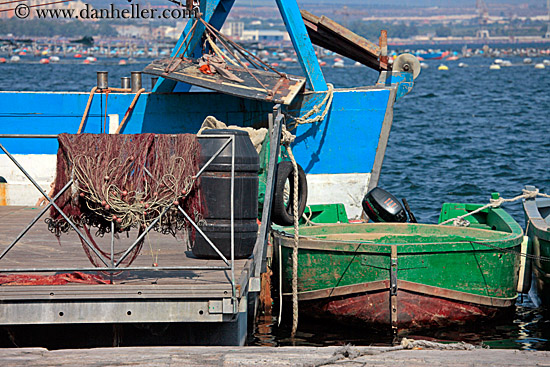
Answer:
(193, 129, 260, 259)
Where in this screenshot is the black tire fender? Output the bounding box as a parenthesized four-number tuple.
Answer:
(271, 161, 308, 226)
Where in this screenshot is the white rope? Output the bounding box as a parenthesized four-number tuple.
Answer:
(440, 188, 549, 227)
(286, 84, 334, 131)
(204, 31, 240, 67)
(308, 339, 478, 367)
(289, 145, 299, 339)
(280, 125, 300, 338)
(280, 126, 300, 338)
(301, 205, 324, 226)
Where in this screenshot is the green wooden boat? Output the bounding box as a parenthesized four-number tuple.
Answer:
(273, 202, 523, 330)
(523, 185, 550, 305)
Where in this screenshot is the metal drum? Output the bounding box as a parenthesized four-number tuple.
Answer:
(193, 129, 259, 259)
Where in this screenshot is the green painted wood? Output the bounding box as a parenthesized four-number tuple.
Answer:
(299, 204, 349, 225)
(275, 203, 523, 301)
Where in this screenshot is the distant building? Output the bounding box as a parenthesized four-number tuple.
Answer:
(221, 22, 244, 38)
(241, 29, 289, 42)
(0, 0, 90, 19)
(115, 25, 151, 39)
(156, 22, 186, 40)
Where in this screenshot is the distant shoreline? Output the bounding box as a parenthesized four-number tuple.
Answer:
(390, 36, 550, 47)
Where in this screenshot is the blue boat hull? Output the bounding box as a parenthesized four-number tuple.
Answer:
(0, 86, 395, 218)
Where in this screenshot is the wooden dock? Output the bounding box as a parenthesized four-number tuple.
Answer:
(0, 206, 257, 346)
(0, 346, 548, 366)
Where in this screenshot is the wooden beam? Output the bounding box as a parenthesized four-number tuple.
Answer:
(301, 10, 387, 72)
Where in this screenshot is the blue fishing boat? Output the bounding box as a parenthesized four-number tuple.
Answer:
(0, 0, 418, 220)
(415, 51, 450, 60)
(0, 1, 419, 345)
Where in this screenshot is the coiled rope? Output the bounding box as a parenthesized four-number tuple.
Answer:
(440, 188, 550, 227)
(286, 84, 334, 131)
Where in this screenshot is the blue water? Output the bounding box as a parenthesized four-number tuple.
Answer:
(381, 58, 550, 225)
(1, 55, 550, 349)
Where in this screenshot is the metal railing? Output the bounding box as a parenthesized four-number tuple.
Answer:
(0, 105, 285, 309)
(0, 133, 239, 308)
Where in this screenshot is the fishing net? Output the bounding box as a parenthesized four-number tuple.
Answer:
(0, 272, 109, 286)
(46, 133, 204, 267)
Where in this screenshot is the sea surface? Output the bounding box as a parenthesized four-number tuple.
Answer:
(1, 54, 550, 350)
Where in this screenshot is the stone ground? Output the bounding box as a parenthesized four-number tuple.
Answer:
(0, 346, 549, 367)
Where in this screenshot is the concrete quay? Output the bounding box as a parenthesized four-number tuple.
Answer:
(0, 346, 549, 366)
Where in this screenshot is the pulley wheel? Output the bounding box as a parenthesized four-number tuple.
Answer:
(393, 53, 421, 80)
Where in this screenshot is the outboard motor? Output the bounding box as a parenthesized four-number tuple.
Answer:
(362, 187, 407, 223)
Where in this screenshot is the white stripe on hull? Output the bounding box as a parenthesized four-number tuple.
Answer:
(0, 155, 56, 206)
(1, 155, 370, 220)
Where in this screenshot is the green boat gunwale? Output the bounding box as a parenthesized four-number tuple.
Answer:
(275, 221, 523, 255)
(273, 204, 524, 304)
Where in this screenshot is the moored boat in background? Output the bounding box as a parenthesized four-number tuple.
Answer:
(523, 185, 550, 305)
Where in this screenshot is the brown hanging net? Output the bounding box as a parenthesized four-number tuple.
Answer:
(46, 133, 204, 267)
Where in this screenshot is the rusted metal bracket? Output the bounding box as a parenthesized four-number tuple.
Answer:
(390, 258, 398, 296)
(379, 30, 388, 70)
(390, 245, 398, 333)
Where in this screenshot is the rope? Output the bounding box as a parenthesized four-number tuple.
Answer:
(286, 84, 334, 131)
(280, 125, 300, 338)
(204, 31, 239, 67)
(471, 238, 550, 262)
(201, 19, 287, 77)
(301, 205, 324, 226)
(440, 189, 549, 227)
(199, 18, 275, 94)
(308, 339, 478, 367)
(164, 17, 198, 73)
(301, 205, 313, 225)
